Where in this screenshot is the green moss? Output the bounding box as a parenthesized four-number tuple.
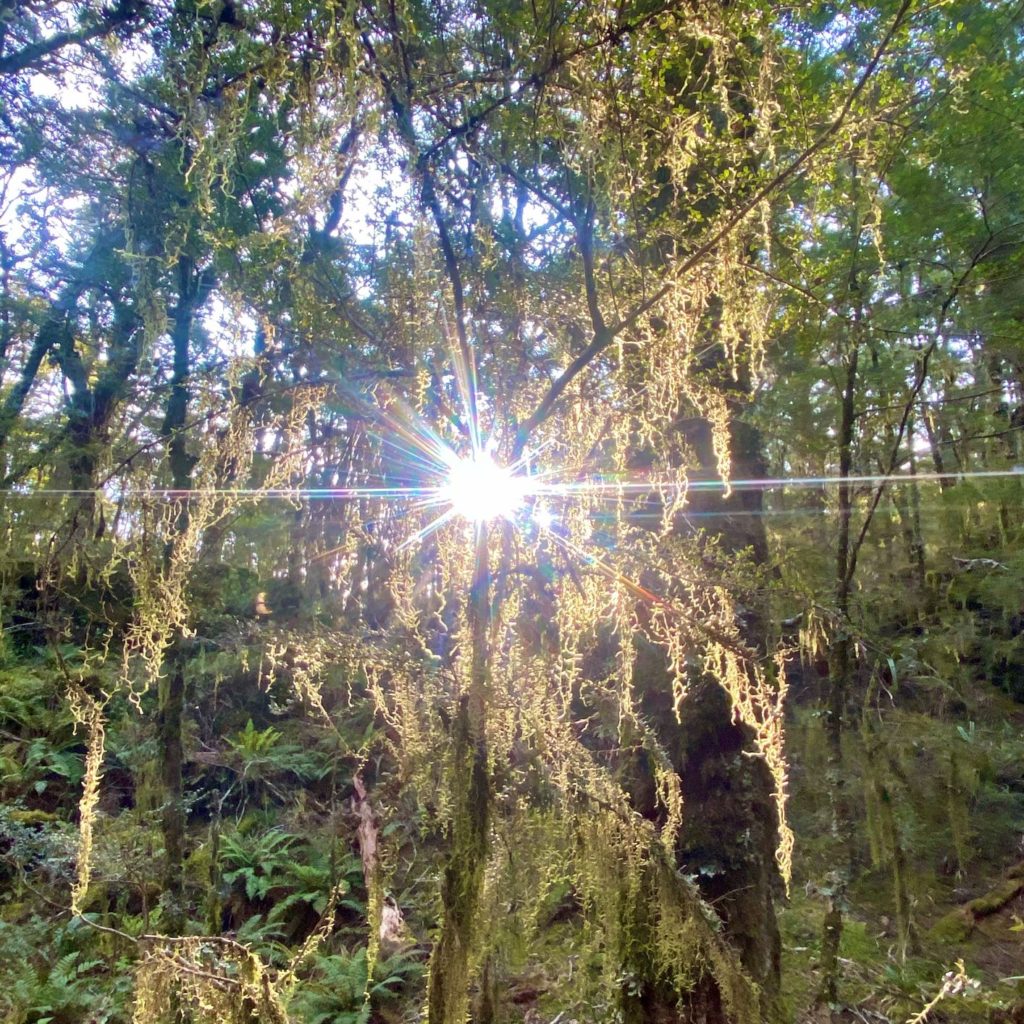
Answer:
(965, 876, 1024, 917)
(928, 908, 973, 943)
(838, 917, 884, 963)
(7, 809, 57, 824)
(928, 874, 1024, 943)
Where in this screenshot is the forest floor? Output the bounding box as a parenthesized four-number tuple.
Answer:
(2, 641, 1023, 1024)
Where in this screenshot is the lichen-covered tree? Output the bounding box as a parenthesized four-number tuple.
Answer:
(4, 2, 1007, 1024)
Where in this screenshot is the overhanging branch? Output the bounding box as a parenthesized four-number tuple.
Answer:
(514, 0, 917, 453)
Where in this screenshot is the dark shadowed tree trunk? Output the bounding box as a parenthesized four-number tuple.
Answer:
(629, 413, 783, 1024)
(156, 255, 208, 932)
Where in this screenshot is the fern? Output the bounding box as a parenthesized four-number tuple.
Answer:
(228, 719, 283, 758)
(225, 719, 331, 789)
(286, 946, 424, 1024)
(221, 827, 297, 902)
(235, 912, 287, 947)
(269, 864, 343, 921)
(4, 947, 107, 1024)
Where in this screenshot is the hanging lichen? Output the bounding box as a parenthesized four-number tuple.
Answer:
(946, 746, 974, 874)
(132, 936, 289, 1024)
(68, 683, 106, 916)
(120, 376, 324, 699)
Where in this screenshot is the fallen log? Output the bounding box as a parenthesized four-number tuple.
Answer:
(929, 863, 1024, 943)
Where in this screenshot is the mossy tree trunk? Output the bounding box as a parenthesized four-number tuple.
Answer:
(156, 255, 206, 933)
(426, 523, 491, 1024)
(157, 656, 187, 932)
(817, 340, 859, 1008)
(631, 415, 784, 1024)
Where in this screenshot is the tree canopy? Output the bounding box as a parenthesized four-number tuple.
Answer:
(0, 1, 1023, 1023)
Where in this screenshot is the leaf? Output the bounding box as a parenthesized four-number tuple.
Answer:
(886, 656, 898, 687)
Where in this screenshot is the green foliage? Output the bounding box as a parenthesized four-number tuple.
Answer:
(9, 950, 105, 1024)
(0, 662, 88, 834)
(269, 863, 346, 923)
(287, 946, 423, 1024)
(225, 718, 332, 786)
(220, 827, 298, 903)
(0, 918, 132, 1024)
(228, 719, 283, 760)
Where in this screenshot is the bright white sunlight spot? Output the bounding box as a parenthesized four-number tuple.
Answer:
(441, 454, 529, 523)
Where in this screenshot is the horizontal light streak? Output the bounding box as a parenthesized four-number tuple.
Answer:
(2, 466, 1020, 500)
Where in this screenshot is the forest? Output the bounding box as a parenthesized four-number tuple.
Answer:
(0, 1, 1022, 1022)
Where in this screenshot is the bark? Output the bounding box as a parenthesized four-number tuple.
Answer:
(156, 256, 207, 933)
(816, 340, 859, 1008)
(157, 657, 187, 932)
(161, 257, 204, 490)
(352, 772, 378, 891)
(0, 303, 74, 452)
(0, 230, 13, 375)
(62, 300, 142, 533)
(426, 525, 491, 1024)
(922, 405, 957, 490)
(905, 434, 927, 595)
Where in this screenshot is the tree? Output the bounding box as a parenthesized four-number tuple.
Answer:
(2, 1, 1019, 1023)
(754, 0, 1024, 1003)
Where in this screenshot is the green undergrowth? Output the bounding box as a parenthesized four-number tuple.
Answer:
(2, 632, 1023, 1024)
(779, 698, 1024, 1023)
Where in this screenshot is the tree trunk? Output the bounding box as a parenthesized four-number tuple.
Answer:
(156, 255, 203, 934)
(426, 524, 491, 1024)
(157, 657, 187, 932)
(817, 340, 859, 1007)
(632, 414, 783, 1023)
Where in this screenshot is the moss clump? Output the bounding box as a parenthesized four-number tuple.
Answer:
(928, 868, 1024, 942)
(928, 908, 974, 943)
(8, 809, 57, 825)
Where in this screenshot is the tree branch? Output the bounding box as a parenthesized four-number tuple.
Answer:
(0, 1, 149, 76)
(844, 236, 994, 590)
(515, 0, 917, 451)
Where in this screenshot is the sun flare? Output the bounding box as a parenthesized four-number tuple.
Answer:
(440, 454, 530, 523)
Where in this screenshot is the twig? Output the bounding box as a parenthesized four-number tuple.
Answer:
(73, 912, 139, 944)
